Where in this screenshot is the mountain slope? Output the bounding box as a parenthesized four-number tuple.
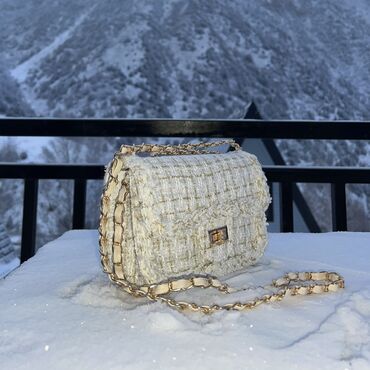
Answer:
(1, 0, 370, 119)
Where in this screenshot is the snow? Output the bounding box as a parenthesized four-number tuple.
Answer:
(0, 137, 52, 162)
(8, 10, 91, 116)
(250, 49, 272, 69)
(103, 25, 148, 78)
(0, 230, 369, 369)
(0, 257, 19, 279)
(11, 12, 89, 84)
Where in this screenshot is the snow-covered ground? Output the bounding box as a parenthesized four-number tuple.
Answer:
(0, 257, 19, 279)
(0, 230, 369, 370)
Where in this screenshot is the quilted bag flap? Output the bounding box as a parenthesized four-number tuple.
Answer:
(120, 150, 270, 284)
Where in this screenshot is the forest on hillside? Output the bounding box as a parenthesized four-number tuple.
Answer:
(0, 0, 369, 256)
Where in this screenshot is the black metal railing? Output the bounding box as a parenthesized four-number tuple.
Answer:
(0, 163, 103, 262)
(1, 118, 370, 262)
(1, 117, 370, 139)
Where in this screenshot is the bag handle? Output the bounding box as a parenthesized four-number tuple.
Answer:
(118, 139, 240, 156)
(107, 270, 345, 314)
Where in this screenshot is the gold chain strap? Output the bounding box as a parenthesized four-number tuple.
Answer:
(118, 139, 240, 156)
(99, 140, 345, 314)
(107, 270, 345, 314)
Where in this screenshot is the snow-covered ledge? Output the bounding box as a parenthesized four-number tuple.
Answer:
(0, 231, 369, 369)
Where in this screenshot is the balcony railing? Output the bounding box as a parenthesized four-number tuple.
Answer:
(1, 118, 370, 263)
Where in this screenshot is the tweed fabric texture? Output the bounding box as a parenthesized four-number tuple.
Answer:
(100, 150, 270, 286)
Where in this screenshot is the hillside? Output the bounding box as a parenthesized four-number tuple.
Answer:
(0, 0, 369, 243)
(1, 0, 370, 120)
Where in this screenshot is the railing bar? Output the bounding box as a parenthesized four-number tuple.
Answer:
(1, 164, 370, 183)
(331, 182, 347, 231)
(280, 182, 294, 232)
(0, 163, 104, 180)
(72, 179, 87, 229)
(264, 166, 370, 184)
(1, 118, 370, 139)
(20, 178, 38, 263)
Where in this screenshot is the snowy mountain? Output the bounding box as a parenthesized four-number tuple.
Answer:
(0, 65, 34, 117)
(2, 0, 370, 120)
(0, 0, 369, 251)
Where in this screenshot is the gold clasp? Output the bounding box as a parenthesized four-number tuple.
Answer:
(208, 226, 228, 245)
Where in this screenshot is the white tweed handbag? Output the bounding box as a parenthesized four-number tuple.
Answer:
(99, 140, 344, 313)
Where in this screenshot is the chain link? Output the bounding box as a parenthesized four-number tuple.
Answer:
(117, 139, 240, 157)
(108, 269, 344, 314)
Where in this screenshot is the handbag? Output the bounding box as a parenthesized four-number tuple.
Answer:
(99, 140, 344, 313)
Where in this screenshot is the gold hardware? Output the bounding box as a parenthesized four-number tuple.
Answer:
(208, 226, 228, 245)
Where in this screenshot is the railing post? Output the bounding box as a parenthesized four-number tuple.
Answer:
(280, 182, 294, 232)
(266, 181, 274, 222)
(72, 179, 87, 229)
(21, 179, 38, 263)
(331, 182, 347, 231)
